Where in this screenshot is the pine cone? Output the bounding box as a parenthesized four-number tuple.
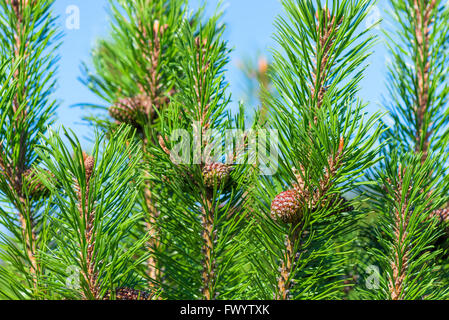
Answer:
(109, 97, 141, 128)
(84, 155, 95, 182)
(108, 95, 154, 128)
(104, 287, 152, 300)
(202, 162, 232, 189)
(22, 168, 53, 199)
(271, 189, 303, 224)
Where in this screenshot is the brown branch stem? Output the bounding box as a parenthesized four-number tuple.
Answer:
(311, 9, 342, 110)
(77, 155, 100, 300)
(143, 184, 162, 291)
(8, 0, 38, 289)
(200, 190, 216, 300)
(413, 0, 436, 162)
(387, 166, 411, 300)
(275, 229, 300, 300)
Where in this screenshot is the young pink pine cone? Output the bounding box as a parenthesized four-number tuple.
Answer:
(84, 155, 95, 182)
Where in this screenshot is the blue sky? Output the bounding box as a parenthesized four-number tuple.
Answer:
(52, 0, 388, 149)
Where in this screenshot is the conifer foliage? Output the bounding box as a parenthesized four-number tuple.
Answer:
(3, 0, 449, 301)
(248, 0, 383, 300)
(35, 127, 149, 299)
(362, 0, 449, 300)
(0, 0, 60, 298)
(145, 15, 252, 300)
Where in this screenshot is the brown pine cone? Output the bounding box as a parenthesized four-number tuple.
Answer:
(271, 189, 303, 224)
(104, 287, 152, 300)
(108, 95, 155, 128)
(202, 162, 232, 189)
(109, 97, 142, 128)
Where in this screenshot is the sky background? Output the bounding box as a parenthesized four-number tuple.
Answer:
(52, 0, 388, 150)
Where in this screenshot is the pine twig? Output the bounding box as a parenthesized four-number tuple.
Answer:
(311, 8, 343, 110)
(76, 153, 100, 300)
(275, 229, 301, 300)
(7, 0, 38, 286)
(413, 0, 437, 162)
(387, 165, 412, 300)
(139, 20, 169, 289)
(200, 190, 216, 300)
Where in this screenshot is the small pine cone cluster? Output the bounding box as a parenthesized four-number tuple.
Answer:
(202, 162, 232, 189)
(104, 287, 152, 300)
(22, 168, 53, 200)
(271, 189, 303, 224)
(108, 95, 154, 129)
(271, 188, 352, 224)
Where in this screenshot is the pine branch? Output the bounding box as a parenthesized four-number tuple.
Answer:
(200, 189, 216, 300)
(364, 151, 449, 299)
(8, 0, 37, 281)
(35, 126, 150, 299)
(387, 165, 411, 300)
(383, 0, 449, 156)
(81, 0, 206, 290)
(311, 8, 343, 110)
(75, 153, 100, 299)
(275, 229, 300, 300)
(0, 0, 60, 298)
(144, 12, 255, 299)
(366, 0, 449, 300)
(412, 0, 436, 161)
(249, 0, 382, 300)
